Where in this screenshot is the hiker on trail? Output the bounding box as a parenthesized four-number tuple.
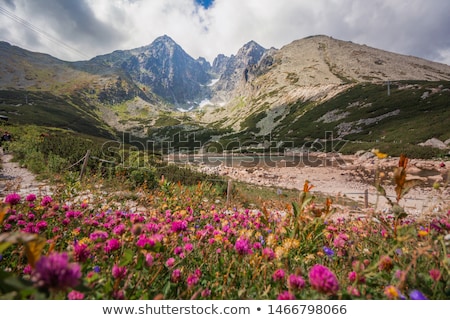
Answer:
(1, 131, 12, 153)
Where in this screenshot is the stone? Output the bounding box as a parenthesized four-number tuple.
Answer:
(418, 138, 448, 150)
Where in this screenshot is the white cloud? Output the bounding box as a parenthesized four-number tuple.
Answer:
(0, 0, 449, 65)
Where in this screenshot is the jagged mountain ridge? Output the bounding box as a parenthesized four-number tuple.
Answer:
(199, 35, 450, 129)
(1, 35, 450, 145)
(89, 35, 211, 108)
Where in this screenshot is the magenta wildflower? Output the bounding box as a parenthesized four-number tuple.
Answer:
(333, 233, 349, 248)
(74, 242, 90, 263)
(112, 264, 127, 279)
(68, 290, 85, 300)
(23, 264, 33, 275)
(36, 220, 48, 232)
(171, 269, 182, 282)
(4, 193, 21, 205)
(288, 274, 305, 290)
(277, 291, 296, 300)
(113, 290, 125, 299)
(347, 286, 360, 297)
(166, 257, 176, 268)
(136, 234, 163, 248)
(234, 237, 253, 255)
(104, 238, 121, 253)
(33, 252, 81, 291)
(89, 230, 109, 242)
(171, 220, 188, 232)
(40, 195, 53, 206)
(201, 288, 211, 298)
(348, 271, 357, 282)
(113, 224, 126, 235)
(145, 253, 154, 267)
(262, 247, 275, 260)
(308, 264, 339, 295)
(272, 269, 286, 282)
(187, 274, 199, 287)
(26, 193, 37, 202)
(429, 269, 441, 282)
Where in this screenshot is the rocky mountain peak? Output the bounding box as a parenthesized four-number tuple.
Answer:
(209, 41, 268, 103)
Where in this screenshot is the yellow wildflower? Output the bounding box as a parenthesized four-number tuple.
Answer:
(282, 238, 300, 250)
(371, 148, 388, 159)
(267, 234, 278, 247)
(418, 230, 429, 237)
(275, 246, 287, 259)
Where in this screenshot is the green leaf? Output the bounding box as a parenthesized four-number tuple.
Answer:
(0, 242, 13, 254)
(119, 248, 134, 266)
(136, 252, 145, 270)
(163, 281, 171, 297)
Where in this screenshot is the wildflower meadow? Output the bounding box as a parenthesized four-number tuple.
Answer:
(1, 165, 449, 300)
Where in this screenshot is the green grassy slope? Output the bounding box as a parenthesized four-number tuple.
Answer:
(234, 81, 450, 157)
(0, 90, 115, 139)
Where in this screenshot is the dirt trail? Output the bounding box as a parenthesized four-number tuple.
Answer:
(0, 152, 52, 197)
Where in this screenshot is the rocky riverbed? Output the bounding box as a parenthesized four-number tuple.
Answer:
(190, 152, 449, 215)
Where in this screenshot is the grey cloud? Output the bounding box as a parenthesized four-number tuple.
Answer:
(1, 0, 449, 65)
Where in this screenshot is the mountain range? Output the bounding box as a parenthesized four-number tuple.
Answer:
(1, 35, 450, 155)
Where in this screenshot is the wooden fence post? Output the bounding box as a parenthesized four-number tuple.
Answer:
(79, 149, 91, 180)
(226, 179, 232, 206)
(364, 189, 369, 208)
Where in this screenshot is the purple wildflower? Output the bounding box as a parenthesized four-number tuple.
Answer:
(308, 264, 339, 295)
(409, 290, 427, 300)
(33, 252, 81, 291)
(323, 246, 335, 257)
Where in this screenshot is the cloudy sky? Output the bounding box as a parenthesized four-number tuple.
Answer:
(1, 0, 449, 65)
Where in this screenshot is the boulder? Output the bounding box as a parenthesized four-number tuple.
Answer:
(418, 138, 448, 150)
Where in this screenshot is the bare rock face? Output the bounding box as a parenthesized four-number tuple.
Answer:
(210, 41, 267, 104)
(419, 138, 448, 150)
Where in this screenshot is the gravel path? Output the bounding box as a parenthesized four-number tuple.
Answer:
(0, 152, 52, 197)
